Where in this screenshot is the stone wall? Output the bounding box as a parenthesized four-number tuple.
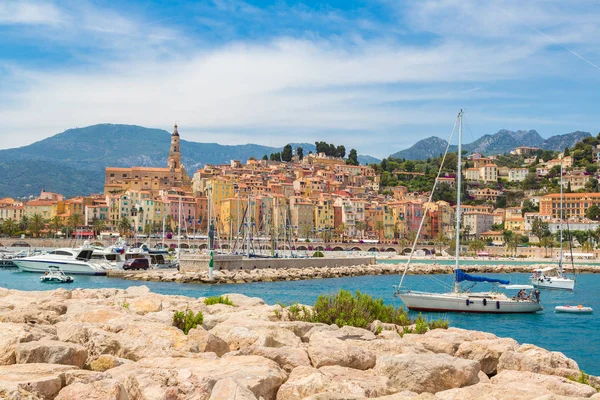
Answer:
(179, 254, 376, 273)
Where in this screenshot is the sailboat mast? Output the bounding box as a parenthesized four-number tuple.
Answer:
(455, 110, 463, 278)
(559, 163, 564, 273)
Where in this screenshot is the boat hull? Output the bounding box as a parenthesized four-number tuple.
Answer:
(13, 260, 106, 276)
(555, 306, 593, 313)
(531, 277, 574, 291)
(397, 291, 542, 314)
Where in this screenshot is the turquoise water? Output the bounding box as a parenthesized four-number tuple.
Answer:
(0, 268, 598, 375)
(379, 258, 596, 266)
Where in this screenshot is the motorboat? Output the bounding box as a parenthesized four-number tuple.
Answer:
(394, 110, 542, 314)
(13, 247, 114, 275)
(531, 267, 575, 291)
(40, 266, 74, 283)
(555, 305, 593, 314)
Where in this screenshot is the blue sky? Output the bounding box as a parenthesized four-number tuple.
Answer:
(1, 0, 599, 158)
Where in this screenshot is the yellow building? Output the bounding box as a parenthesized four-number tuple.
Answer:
(104, 125, 192, 195)
(505, 217, 525, 233)
(24, 199, 55, 219)
(314, 198, 335, 233)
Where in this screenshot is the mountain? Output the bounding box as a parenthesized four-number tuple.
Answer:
(391, 130, 591, 160)
(0, 124, 376, 198)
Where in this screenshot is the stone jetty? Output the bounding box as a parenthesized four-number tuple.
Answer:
(0, 286, 599, 399)
(107, 261, 600, 285)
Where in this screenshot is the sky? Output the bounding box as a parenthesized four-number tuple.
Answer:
(1, 0, 600, 158)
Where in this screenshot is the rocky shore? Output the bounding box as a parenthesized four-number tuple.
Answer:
(108, 262, 600, 285)
(1, 286, 599, 399)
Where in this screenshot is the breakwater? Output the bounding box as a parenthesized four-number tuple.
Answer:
(107, 261, 600, 285)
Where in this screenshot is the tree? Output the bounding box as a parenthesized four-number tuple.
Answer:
(468, 240, 486, 254)
(336, 145, 346, 158)
(67, 213, 83, 238)
(346, 149, 359, 166)
(1, 218, 17, 237)
(355, 220, 366, 239)
(403, 160, 415, 172)
(563, 147, 570, 157)
(262, 154, 268, 160)
(433, 232, 449, 254)
(92, 219, 106, 237)
(281, 144, 293, 162)
(521, 199, 539, 216)
(531, 218, 551, 241)
(269, 152, 281, 162)
(20, 215, 29, 232)
(375, 221, 385, 242)
(586, 205, 600, 221)
(49, 216, 63, 238)
(296, 146, 303, 160)
(29, 213, 45, 238)
(539, 235, 555, 257)
(118, 217, 132, 237)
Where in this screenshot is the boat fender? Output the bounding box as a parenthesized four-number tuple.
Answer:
(483, 298, 487, 306)
(496, 301, 500, 309)
(466, 299, 470, 306)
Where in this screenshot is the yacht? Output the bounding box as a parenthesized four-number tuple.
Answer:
(13, 248, 114, 275)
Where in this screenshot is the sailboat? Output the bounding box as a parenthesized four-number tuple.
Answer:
(394, 110, 543, 314)
(530, 164, 575, 290)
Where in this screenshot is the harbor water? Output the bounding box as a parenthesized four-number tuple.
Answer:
(0, 268, 598, 375)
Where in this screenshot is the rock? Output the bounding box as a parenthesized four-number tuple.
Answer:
(491, 370, 598, 398)
(89, 355, 131, 372)
(0, 322, 57, 366)
(0, 363, 76, 400)
(497, 344, 581, 378)
(187, 327, 230, 357)
(107, 355, 287, 400)
(64, 369, 110, 385)
(209, 377, 258, 400)
(276, 365, 392, 400)
(435, 382, 548, 399)
(369, 320, 399, 334)
(307, 338, 377, 370)
(401, 328, 497, 356)
(124, 285, 151, 296)
(375, 353, 480, 394)
(129, 296, 163, 314)
(455, 338, 519, 376)
(229, 346, 311, 372)
(211, 319, 302, 350)
(55, 379, 128, 400)
(16, 340, 88, 369)
(219, 293, 265, 308)
(477, 370, 490, 383)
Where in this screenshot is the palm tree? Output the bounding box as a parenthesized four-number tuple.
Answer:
(539, 236, 555, 257)
(468, 239, 486, 255)
(49, 216, 63, 238)
(19, 215, 29, 232)
(143, 222, 153, 236)
(2, 218, 17, 237)
(29, 213, 46, 238)
(118, 217, 132, 237)
(375, 221, 385, 242)
(355, 220, 366, 239)
(434, 232, 450, 254)
(92, 219, 106, 237)
(66, 213, 83, 239)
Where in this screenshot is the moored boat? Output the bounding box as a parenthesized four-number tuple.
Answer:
(555, 305, 593, 314)
(40, 266, 74, 283)
(13, 247, 113, 275)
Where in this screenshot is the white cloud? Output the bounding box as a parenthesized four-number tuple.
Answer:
(0, 1, 65, 25)
(1, 0, 600, 158)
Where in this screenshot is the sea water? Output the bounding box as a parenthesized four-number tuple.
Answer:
(0, 268, 597, 375)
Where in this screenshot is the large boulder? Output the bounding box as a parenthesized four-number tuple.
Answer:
(401, 328, 497, 356)
(187, 327, 230, 356)
(0, 363, 76, 400)
(55, 379, 128, 400)
(88, 355, 132, 372)
(497, 344, 581, 378)
(16, 340, 88, 369)
(276, 365, 392, 400)
(228, 346, 311, 372)
(210, 319, 302, 350)
(307, 326, 378, 370)
(209, 377, 259, 400)
(0, 322, 57, 365)
(455, 338, 519, 376)
(375, 353, 480, 394)
(128, 295, 163, 315)
(491, 370, 598, 398)
(106, 355, 287, 400)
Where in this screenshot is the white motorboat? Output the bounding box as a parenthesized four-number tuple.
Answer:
(40, 266, 74, 283)
(555, 305, 593, 313)
(13, 247, 113, 275)
(531, 267, 575, 290)
(394, 110, 542, 314)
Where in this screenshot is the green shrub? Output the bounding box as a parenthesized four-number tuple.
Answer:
(414, 313, 428, 334)
(313, 251, 324, 257)
(172, 310, 204, 335)
(308, 289, 412, 329)
(428, 318, 450, 330)
(203, 295, 233, 306)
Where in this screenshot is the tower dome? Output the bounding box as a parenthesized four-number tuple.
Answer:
(172, 124, 179, 136)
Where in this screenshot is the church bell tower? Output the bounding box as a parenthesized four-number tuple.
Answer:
(168, 124, 181, 170)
